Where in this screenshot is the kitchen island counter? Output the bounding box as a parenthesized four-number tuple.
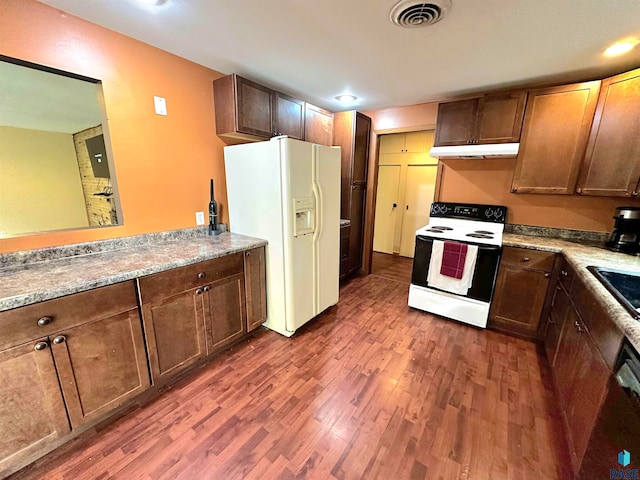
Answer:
(0, 232, 266, 312)
(503, 233, 640, 352)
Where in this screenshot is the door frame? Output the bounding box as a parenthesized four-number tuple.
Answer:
(363, 125, 440, 274)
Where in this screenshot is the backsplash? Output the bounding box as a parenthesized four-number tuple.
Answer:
(0, 225, 227, 269)
(505, 224, 608, 245)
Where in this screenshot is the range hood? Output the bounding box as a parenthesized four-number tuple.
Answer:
(429, 143, 519, 159)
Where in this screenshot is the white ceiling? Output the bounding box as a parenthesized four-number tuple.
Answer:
(38, 0, 640, 112)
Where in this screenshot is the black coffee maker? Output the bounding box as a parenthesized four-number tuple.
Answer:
(606, 206, 640, 254)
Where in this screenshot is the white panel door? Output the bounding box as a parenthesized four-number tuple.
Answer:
(399, 165, 438, 257)
(373, 165, 401, 254)
(313, 144, 341, 314)
(280, 139, 315, 333)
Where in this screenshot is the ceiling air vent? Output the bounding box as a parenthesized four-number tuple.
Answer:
(390, 0, 452, 28)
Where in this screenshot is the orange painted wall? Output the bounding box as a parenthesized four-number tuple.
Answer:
(365, 103, 639, 232)
(0, 0, 228, 253)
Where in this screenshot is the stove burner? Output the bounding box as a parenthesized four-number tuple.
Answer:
(428, 229, 444, 233)
(430, 226, 453, 230)
(473, 230, 493, 235)
(466, 233, 493, 239)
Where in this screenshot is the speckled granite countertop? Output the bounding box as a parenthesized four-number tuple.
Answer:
(0, 232, 266, 312)
(504, 233, 640, 353)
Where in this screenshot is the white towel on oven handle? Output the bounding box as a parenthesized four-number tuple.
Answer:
(426, 240, 478, 295)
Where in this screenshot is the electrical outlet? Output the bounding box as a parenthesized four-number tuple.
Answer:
(195, 211, 205, 226)
(154, 96, 167, 116)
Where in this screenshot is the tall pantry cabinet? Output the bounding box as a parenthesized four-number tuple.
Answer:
(333, 111, 371, 276)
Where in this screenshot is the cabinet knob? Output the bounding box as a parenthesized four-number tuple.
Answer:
(511, 187, 518, 193)
(34, 341, 48, 351)
(245, 251, 251, 257)
(548, 317, 555, 325)
(37, 316, 52, 327)
(576, 187, 583, 194)
(203, 286, 210, 292)
(197, 272, 206, 279)
(561, 270, 568, 277)
(633, 191, 639, 197)
(196, 288, 203, 295)
(574, 320, 584, 333)
(52, 335, 66, 344)
(544, 273, 550, 278)
(521, 257, 530, 262)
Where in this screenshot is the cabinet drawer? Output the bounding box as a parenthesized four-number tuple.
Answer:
(0, 281, 137, 352)
(138, 253, 244, 304)
(500, 247, 556, 271)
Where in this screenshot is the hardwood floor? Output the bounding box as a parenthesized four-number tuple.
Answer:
(11, 273, 569, 480)
(371, 252, 414, 284)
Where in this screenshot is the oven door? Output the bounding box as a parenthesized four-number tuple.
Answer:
(411, 235, 502, 302)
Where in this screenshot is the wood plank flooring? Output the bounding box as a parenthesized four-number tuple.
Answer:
(371, 252, 414, 284)
(11, 268, 570, 480)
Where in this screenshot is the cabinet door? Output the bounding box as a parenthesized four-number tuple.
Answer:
(141, 289, 206, 385)
(554, 307, 584, 412)
(399, 165, 437, 258)
(404, 131, 430, 153)
(51, 309, 150, 428)
(373, 165, 401, 254)
(272, 91, 304, 139)
(235, 75, 273, 138)
(545, 284, 570, 366)
(0, 340, 69, 475)
(489, 265, 550, 338)
(511, 81, 600, 194)
(577, 68, 640, 197)
(352, 112, 371, 183)
(203, 274, 246, 354)
(348, 184, 366, 274)
(304, 104, 333, 146)
(476, 91, 527, 143)
(379, 134, 407, 154)
(565, 326, 610, 471)
(340, 225, 351, 278)
(244, 248, 267, 332)
(433, 98, 479, 146)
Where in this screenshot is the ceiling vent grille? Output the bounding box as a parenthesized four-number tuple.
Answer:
(390, 0, 452, 28)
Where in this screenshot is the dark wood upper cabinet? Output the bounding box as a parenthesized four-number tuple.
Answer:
(576, 68, 640, 197)
(304, 103, 333, 146)
(511, 81, 601, 194)
(434, 91, 526, 146)
(214, 74, 273, 141)
(272, 91, 304, 140)
(434, 98, 478, 146)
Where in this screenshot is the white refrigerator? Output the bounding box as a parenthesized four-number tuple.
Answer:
(224, 137, 341, 337)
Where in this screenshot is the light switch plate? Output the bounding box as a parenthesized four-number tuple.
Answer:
(154, 96, 167, 116)
(195, 211, 205, 225)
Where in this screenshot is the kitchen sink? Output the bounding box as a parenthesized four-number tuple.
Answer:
(588, 266, 640, 320)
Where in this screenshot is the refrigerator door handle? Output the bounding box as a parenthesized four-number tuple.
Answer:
(311, 150, 322, 315)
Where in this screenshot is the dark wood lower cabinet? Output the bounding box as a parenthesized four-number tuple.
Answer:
(339, 224, 351, 278)
(141, 289, 207, 385)
(244, 248, 267, 332)
(51, 309, 150, 428)
(203, 274, 246, 354)
(488, 247, 556, 339)
(0, 341, 70, 476)
(544, 262, 623, 476)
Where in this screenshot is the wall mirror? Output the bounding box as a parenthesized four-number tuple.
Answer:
(0, 55, 123, 238)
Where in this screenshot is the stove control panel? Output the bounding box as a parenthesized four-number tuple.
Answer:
(429, 202, 507, 223)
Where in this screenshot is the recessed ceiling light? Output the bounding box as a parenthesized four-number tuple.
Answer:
(335, 94, 357, 103)
(604, 39, 639, 57)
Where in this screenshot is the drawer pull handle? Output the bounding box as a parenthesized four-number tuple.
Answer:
(37, 316, 52, 327)
(197, 272, 206, 279)
(196, 288, 203, 295)
(561, 270, 568, 277)
(52, 335, 66, 344)
(203, 286, 210, 292)
(522, 257, 530, 262)
(34, 341, 48, 351)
